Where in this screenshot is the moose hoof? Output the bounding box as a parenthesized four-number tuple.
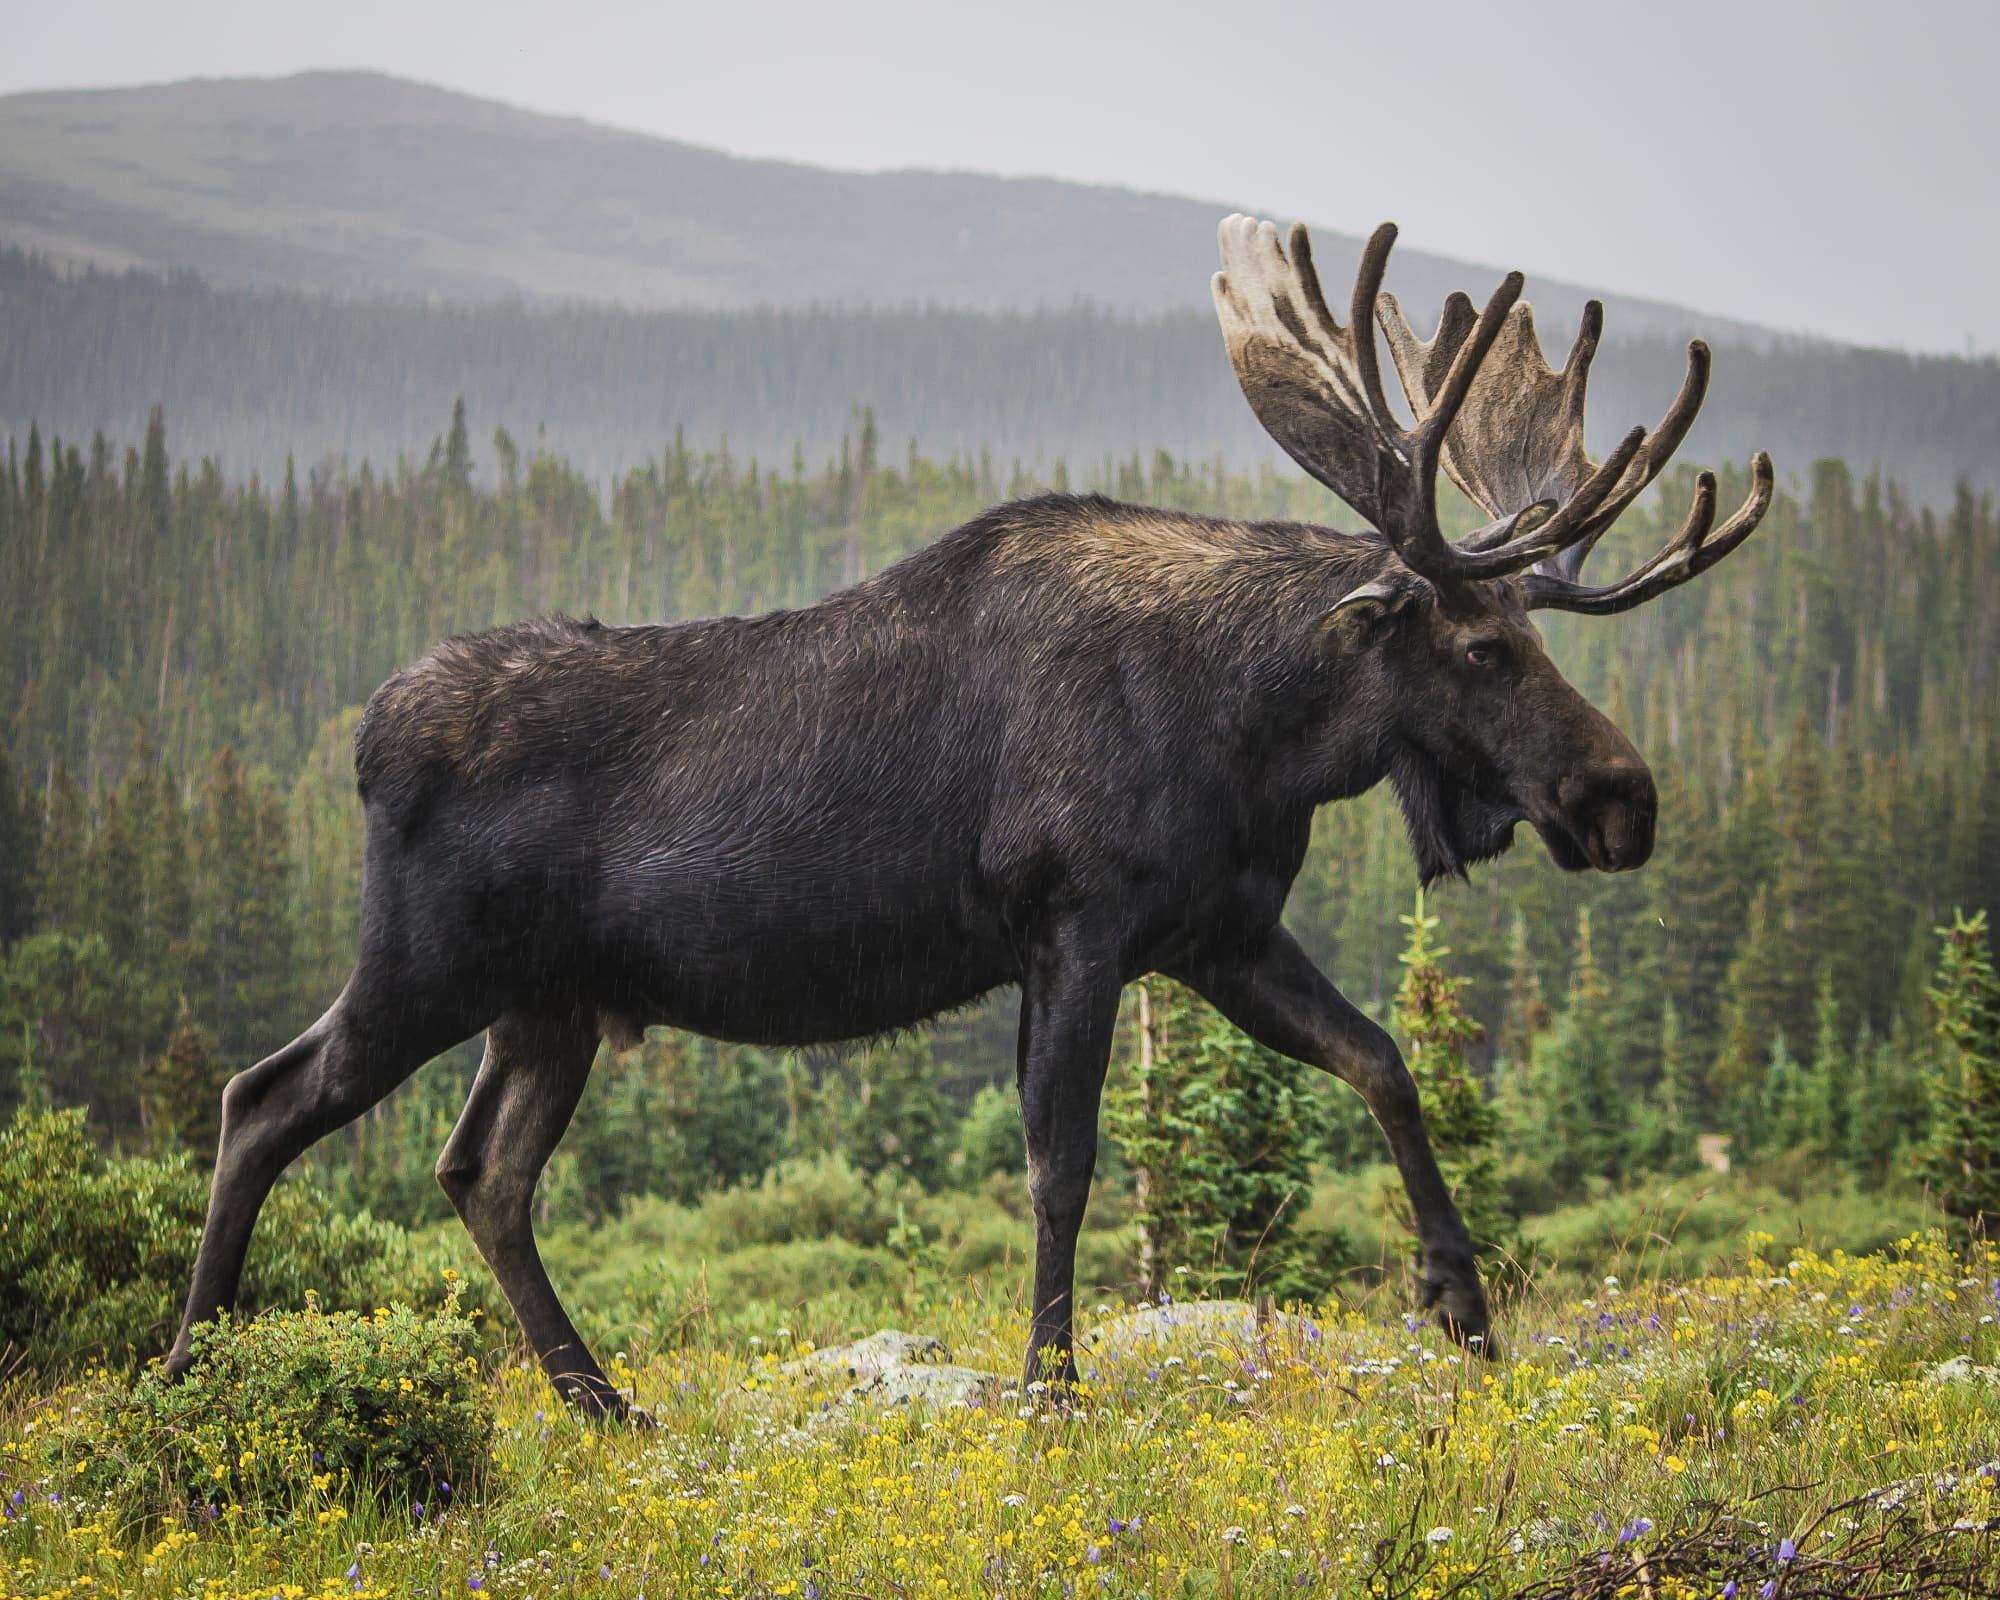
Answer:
(1421, 1260, 1498, 1358)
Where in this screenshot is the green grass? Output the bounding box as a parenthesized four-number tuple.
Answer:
(5, 1181, 1998, 1598)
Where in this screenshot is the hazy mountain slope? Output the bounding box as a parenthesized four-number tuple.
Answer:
(0, 71, 1768, 344)
(4, 250, 1994, 499)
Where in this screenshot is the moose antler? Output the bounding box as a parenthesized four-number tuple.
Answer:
(1378, 286, 1774, 613)
(1213, 216, 1774, 613)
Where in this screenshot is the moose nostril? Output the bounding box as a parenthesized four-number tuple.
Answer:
(1558, 765, 1657, 870)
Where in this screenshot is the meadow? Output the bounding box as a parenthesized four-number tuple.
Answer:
(5, 1163, 1999, 1600)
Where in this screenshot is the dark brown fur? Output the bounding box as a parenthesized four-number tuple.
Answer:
(169, 493, 1653, 1411)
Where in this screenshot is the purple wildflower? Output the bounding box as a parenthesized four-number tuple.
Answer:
(1778, 1537, 1797, 1562)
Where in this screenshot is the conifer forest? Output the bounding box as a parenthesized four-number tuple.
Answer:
(2, 390, 1996, 1256)
(15, 41, 2000, 1599)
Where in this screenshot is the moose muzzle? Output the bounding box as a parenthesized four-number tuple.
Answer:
(1556, 762, 1657, 872)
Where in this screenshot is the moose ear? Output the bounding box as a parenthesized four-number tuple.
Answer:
(1320, 581, 1409, 654)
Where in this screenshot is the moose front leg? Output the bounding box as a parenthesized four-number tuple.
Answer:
(1015, 926, 1124, 1391)
(1177, 926, 1493, 1353)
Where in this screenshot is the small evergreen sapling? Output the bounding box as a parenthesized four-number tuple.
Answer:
(1389, 892, 1515, 1269)
(1913, 910, 2000, 1232)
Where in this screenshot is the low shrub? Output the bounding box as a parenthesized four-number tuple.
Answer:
(0, 1106, 496, 1372)
(42, 1285, 493, 1520)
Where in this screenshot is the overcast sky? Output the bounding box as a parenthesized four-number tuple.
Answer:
(7, 0, 1996, 353)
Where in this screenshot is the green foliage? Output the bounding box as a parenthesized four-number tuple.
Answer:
(1913, 911, 2000, 1230)
(0, 738, 35, 950)
(843, 1034, 952, 1191)
(0, 1105, 491, 1373)
(1389, 891, 1514, 1266)
(47, 1289, 492, 1520)
(953, 1082, 1025, 1184)
(0, 931, 157, 1138)
(1106, 978, 1323, 1301)
(139, 1004, 226, 1161)
(1508, 909, 1627, 1208)
(0, 406, 1994, 1245)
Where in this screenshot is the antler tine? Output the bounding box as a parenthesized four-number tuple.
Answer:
(1213, 216, 1770, 609)
(1523, 452, 1775, 615)
(1214, 216, 1468, 592)
(1339, 222, 1400, 429)
(1546, 336, 1713, 583)
(1374, 288, 1618, 580)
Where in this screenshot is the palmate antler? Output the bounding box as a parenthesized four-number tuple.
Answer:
(1212, 216, 1774, 614)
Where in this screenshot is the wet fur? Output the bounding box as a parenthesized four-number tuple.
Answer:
(351, 494, 1453, 1047)
(172, 490, 1649, 1408)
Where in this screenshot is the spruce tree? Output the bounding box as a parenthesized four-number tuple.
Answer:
(0, 743, 35, 951)
(1801, 971, 1848, 1159)
(1715, 887, 1788, 1149)
(843, 1033, 952, 1190)
(1632, 999, 1700, 1174)
(1912, 912, 2000, 1231)
(1390, 892, 1512, 1261)
(1495, 911, 1550, 1073)
(31, 763, 89, 935)
(1755, 1031, 1805, 1161)
(1521, 907, 1625, 1199)
(141, 1003, 227, 1160)
(1107, 978, 1314, 1301)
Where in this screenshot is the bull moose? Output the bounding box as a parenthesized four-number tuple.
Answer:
(167, 217, 1772, 1415)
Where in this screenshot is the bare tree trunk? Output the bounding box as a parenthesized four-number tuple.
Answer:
(1136, 981, 1160, 1301)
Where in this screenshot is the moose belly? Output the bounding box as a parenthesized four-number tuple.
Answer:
(585, 837, 1017, 1047)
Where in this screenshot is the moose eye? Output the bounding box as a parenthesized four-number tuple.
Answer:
(1465, 641, 1504, 670)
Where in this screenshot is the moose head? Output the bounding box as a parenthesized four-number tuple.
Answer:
(1213, 217, 1773, 883)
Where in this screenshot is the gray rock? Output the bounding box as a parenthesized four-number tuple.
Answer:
(854, 1362, 1002, 1410)
(1087, 1300, 1276, 1353)
(780, 1329, 1000, 1412)
(783, 1329, 946, 1384)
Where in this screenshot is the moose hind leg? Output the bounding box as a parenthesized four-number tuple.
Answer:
(167, 979, 466, 1377)
(435, 1013, 623, 1417)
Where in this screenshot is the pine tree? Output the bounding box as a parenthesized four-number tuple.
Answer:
(1801, 971, 1848, 1159)
(1107, 978, 1315, 1301)
(0, 742, 36, 950)
(1715, 887, 1788, 1146)
(1519, 907, 1626, 1199)
(141, 1003, 228, 1159)
(442, 396, 474, 492)
(1755, 1031, 1806, 1161)
(1495, 912, 1550, 1072)
(1912, 912, 2000, 1231)
(1632, 999, 1700, 1174)
(185, 749, 299, 1062)
(31, 763, 89, 935)
(843, 1033, 952, 1190)
(1390, 891, 1512, 1261)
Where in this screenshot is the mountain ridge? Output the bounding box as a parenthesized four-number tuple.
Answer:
(0, 69, 1781, 347)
